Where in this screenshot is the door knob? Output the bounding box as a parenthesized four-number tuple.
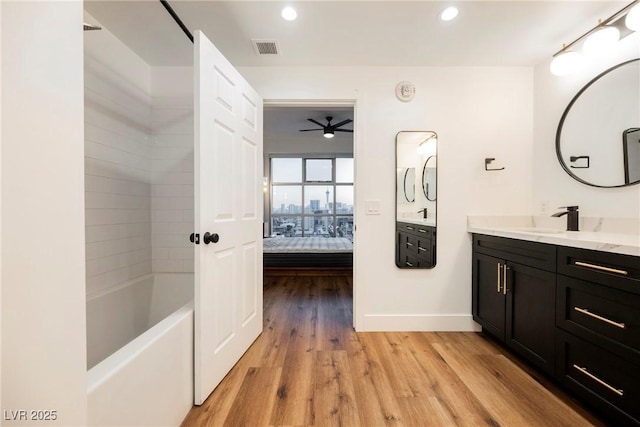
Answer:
(203, 232, 219, 244)
(189, 233, 200, 244)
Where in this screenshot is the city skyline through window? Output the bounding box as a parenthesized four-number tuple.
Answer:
(270, 156, 353, 239)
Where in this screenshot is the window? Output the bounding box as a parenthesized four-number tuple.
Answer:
(270, 156, 353, 239)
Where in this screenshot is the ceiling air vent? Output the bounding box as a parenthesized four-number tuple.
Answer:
(252, 39, 280, 55)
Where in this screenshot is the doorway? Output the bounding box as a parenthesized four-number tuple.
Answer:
(262, 102, 356, 322)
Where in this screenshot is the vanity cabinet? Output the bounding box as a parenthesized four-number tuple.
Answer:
(555, 246, 640, 425)
(472, 234, 557, 375)
(396, 222, 435, 268)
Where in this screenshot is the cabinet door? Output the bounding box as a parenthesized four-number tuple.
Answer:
(505, 262, 556, 375)
(472, 252, 505, 340)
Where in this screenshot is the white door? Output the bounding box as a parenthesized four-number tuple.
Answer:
(194, 30, 263, 405)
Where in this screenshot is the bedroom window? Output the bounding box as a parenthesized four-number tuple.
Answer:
(270, 156, 353, 239)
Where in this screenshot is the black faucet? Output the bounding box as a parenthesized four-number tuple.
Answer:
(551, 206, 579, 231)
(418, 208, 428, 219)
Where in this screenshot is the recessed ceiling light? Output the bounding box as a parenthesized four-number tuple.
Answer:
(440, 6, 459, 22)
(281, 6, 297, 21)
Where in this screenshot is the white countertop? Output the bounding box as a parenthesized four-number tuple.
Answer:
(398, 218, 436, 227)
(468, 216, 640, 257)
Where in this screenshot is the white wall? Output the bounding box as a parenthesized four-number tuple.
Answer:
(533, 32, 640, 218)
(240, 66, 534, 331)
(84, 41, 153, 299)
(1, 2, 87, 425)
(150, 67, 194, 274)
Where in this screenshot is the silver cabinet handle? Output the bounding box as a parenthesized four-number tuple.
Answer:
(406, 226, 414, 230)
(573, 364, 623, 396)
(418, 246, 426, 252)
(406, 262, 414, 267)
(574, 261, 628, 276)
(497, 263, 502, 293)
(418, 229, 427, 233)
(503, 265, 509, 295)
(574, 307, 625, 329)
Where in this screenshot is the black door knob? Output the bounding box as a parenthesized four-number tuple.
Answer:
(189, 233, 200, 244)
(203, 232, 219, 244)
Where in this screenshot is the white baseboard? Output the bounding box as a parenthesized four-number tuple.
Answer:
(359, 314, 481, 332)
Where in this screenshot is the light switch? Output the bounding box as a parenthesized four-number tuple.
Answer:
(366, 200, 380, 215)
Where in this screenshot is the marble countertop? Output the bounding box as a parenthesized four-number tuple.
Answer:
(468, 216, 640, 257)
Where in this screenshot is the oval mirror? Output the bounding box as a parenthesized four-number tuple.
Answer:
(422, 155, 437, 201)
(556, 58, 640, 187)
(395, 131, 437, 269)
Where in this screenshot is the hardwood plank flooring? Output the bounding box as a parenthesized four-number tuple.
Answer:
(181, 272, 605, 427)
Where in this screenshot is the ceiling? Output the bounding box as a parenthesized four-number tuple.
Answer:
(264, 106, 354, 143)
(84, 1, 627, 68)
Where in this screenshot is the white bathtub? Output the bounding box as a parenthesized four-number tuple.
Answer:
(86, 273, 194, 427)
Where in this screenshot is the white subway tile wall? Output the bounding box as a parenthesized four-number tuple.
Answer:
(151, 97, 194, 273)
(85, 60, 195, 298)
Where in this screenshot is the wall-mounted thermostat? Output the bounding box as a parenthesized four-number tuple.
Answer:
(395, 81, 416, 102)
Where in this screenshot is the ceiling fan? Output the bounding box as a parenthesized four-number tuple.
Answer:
(299, 116, 353, 139)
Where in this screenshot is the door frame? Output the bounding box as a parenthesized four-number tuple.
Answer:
(263, 98, 363, 330)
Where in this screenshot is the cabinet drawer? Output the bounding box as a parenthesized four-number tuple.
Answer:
(473, 234, 556, 272)
(557, 275, 640, 361)
(557, 246, 640, 294)
(556, 330, 640, 425)
(397, 222, 433, 237)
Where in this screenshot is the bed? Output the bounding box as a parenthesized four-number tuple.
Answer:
(263, 237, 353, 268)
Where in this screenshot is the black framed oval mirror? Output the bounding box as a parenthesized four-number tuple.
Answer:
(403, 168, 415, 202)
(422, 155, 436, 201)
(556, 58, 640, 188)
(395, 131, 437, 269)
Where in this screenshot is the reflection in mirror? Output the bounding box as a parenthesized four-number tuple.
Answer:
(403, 168, 415, 202)
(422, 155, 437, 201)
(557, 58, 640, 187)
(395, 131, 437, 269)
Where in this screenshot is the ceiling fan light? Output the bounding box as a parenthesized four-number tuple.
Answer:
(626, 3, 640, 31)
(323, 130, 335, 139)
(550, 50, 582, 76)
(583, 25, 620, 56)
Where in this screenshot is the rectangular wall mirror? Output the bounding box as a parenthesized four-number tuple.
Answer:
(396, 131, 437, 268)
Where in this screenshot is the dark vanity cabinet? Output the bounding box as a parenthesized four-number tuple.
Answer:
(472, 234, 557, 375)
(555, 246, 640, 425)
(472, 234, 640, 425)
(396, 222, 435, 268)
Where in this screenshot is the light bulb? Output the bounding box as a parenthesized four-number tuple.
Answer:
(626, 3, 640, 31)
(323, 131, 334, 139)
(440, 6, 459, 22)
(583, 26, 620, 56)
(550, 50, 582, 76)
(281, 6, 297, 21)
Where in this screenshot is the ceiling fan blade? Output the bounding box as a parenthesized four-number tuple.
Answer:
(334, 129, 354, 133)
(307, 118, 326, 127)
(299, 129, 323, 132)
(332, 119, 353, 128)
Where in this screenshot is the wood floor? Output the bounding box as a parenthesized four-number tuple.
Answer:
(181, 272, 604, 427)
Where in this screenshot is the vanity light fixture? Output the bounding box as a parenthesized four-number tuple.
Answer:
(626, 3, 640, 30)
(440, 6, 459, 22)
(281, 6, 297, 21)
(550, 0, 638, 76)
(417, 135, 437, 156)
(583, 20, 620, 56)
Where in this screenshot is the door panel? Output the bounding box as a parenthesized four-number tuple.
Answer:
(194, 30, 263, 405)
(506, 262, 556, 375)
(472, 252, 505, 340)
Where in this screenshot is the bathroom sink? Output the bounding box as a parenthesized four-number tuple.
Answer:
(512, 227, 565, 234)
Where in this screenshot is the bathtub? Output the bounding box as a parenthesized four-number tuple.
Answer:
(86, 273, 194, 427)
